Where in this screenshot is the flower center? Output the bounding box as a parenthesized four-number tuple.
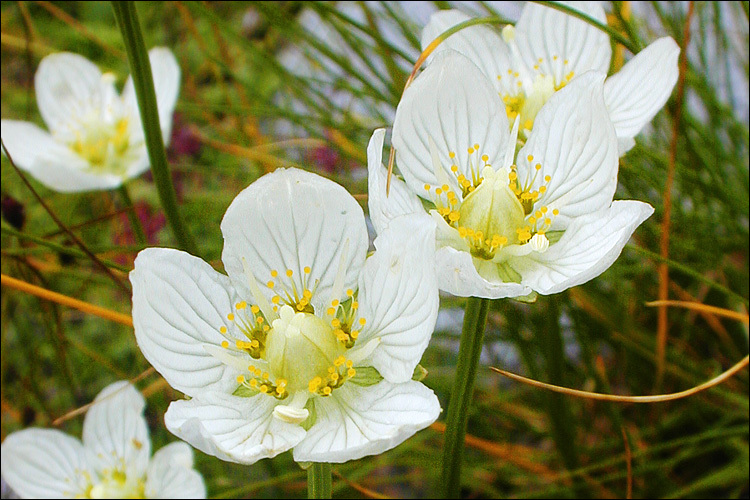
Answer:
(88, 469, 145, 499)
(497, 26, 575, 138)
(426, 147, 558, 261)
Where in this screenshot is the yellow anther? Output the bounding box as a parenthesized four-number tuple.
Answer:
(449, 212, 460, 222)
(331, 318, 341, 327)
(449, 151, 456, 158)
(221, 340, 229, 348)
(236, 301, 247, 310)
(527, 155, 534, 162)
(330, 372, 339, 381)
(263, 325, 270, 332)
(346, 289, 354, 296)
(435, 188, 443, 195)
(286, 269, 293, 277)
(544, 218, 552, 225)
(303, 289, 312, 299)
(474, 143, 479, 150)
(262, 372, 269, 380)
(251, 305, 260, 314)
(267, 281, 275, 288)
(227, 313, 235, 321)
(346, 360, 353, 368)
(328, 366, 336, 373)
(535, 210, 543, 218)
(509, 171, 518, 181)
(323, 387, 332, 395)
(272, 296, 281, 304)
(335, 356, 346, 366)
(260, 385, 268, 393)
(424, 183, 431, 191)
(359, 318, 366, 326)
(276, 386, 286, 395)
(277, 379, 287, 387)
(539, 186, 547, 193)
(296, 303, 305, 311)
(481, 154, 489, 162)
(544, 175, 551, 182)
(467, 147, 474, 154)
(249, 378, 258, 387)
(352, 301, 359, 309)
(327, 307, 335, 316)
(304, 266, 311, 274)
(220, 326, 227, 334)
(332, 299, 339, 307)
(553, 209, 560, 216)
(451, 165, 458, 172)
(236, 375, 245, 384)
(441, 184, 449, 192)
(535, 163, 542, 171)
(270, 270, 278, 277)
(350, 330, 359, 339)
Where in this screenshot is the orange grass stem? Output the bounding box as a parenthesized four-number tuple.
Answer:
(647, 300, 749, 324)
(656, 1, 695, 389)
(491, 354, 748, 403)
(1, 273, 133, 327)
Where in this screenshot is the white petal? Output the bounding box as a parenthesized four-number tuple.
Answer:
(82, 381, 151, 479)
(1, 429, 92, 499)
(517, 72, 617, 226)
(421, 10, 511, 94)
(512, 200, 654, 294)
(604, 37, 680, 148)
(122, 47, 181, 145)
(435, 246, 532, 298)
(164, 393, 305, 465)
(220, 168, 368, 312)
(355, 214, 438, 383)
(130, 248, 240, 397)
(34, 52, 103, 134)
(366, 128, 425, 236)
(144, 443, 206, 499)
(393, 51, 511, 199)
(293, 381, 440, 463)
(1, 120, 124, 192)
(515, 1, 611, 84)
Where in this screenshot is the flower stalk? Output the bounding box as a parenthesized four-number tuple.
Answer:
(441, 296, 490, 498)
(307, 463, 332, 499)
(111, 1, 198, 256)
(118, 184, 147, 246)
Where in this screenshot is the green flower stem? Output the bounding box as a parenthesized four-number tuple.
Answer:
(442, 296, 490, 499)
(307, 463, 332, 499)
(111, 1, 199, 257)
(117, 184, 146, 246)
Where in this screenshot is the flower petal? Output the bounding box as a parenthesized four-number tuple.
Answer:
(34, 52, 104, 134)
(122, 47, 181, 145)
(164, 393, 305, 465)
(604, 37, 680, 152)
(1, 429, 92, 499)
(292, 381, 440, 463)
(517, 72, 617, 226)
(421, 10, 511, 94)
(355, 214, 438, 383)
(82, 381, 151, 479)
(436, 246, 532, 298)
(512, 200, 654, 295)
(1, 120, 125, 192)
(393, 50, 511, 200)
(131, 248, 240, 398)
(366, 128, 424, 236)
(221, 168, 368, 312)
(144, 442, 206, 499)
(515, 1, 611, 85)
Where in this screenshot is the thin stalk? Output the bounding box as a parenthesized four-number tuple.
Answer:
(111, 1, 199, 256)
(442, 296, 490, 498)
(307, 463, 332, 499)
(117, 185, 147, 246)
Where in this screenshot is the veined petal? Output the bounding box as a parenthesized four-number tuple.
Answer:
(354, 214, 438, 383)
(517, 72, 617, 226)
(82, 381, 151, 479)
(393, 51, 511, 200)
(436, 246, 532, 298)
(604, 37, 680, 152)
(221, 168, 368, 312)
(34, 52, 104, 134)
(122, 47, 181, 145)
(515, 1, 611, 85)
(512, 200, 654, 295)
(366, 128, 424, 236)
(421, 10, 511, 94)
(130, 248, 240, 398)
(144, 443, 206, 499)
(1, 429, 93, 499)
(164, 392, 305, 465)
(292, 381, 440, 463)
(1, 120, 124, 192)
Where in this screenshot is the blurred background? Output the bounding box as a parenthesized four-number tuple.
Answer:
(1, 2, 748, 498)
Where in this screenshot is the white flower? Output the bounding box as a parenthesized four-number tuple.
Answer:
(0, 381, 205, 499)
(421, 2, 679, 153)
(1, 48, 180, 192)
(369, 51, 654, 299)
(130, 168, 441, 465)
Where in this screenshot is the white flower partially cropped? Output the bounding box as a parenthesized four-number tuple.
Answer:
(0, 381, 205, 499)
(130, 168, 441, 465)
(370, 51, 654, 299)
(0, 48, 179, 192)
(421, 2, 679, 153)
